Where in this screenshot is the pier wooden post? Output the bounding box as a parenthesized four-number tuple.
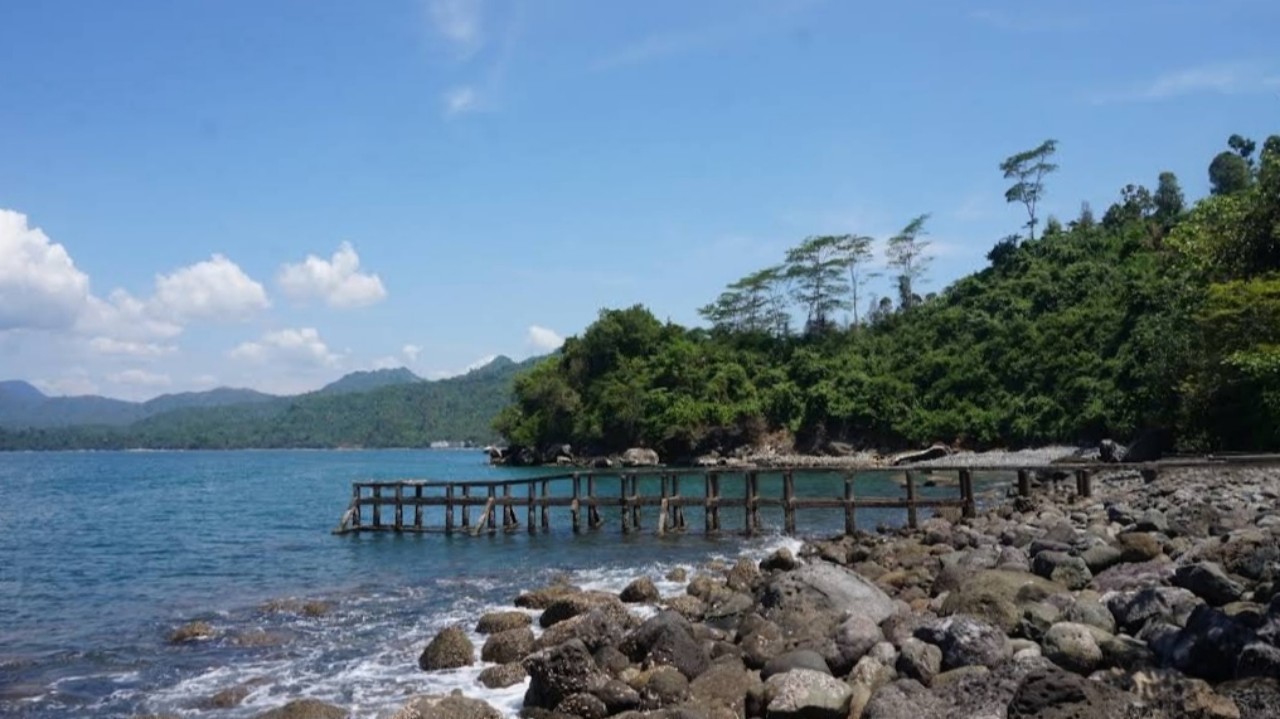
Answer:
(393, 484, 404, 531)
(620, 475, 631, 533)
(372, 485, 382, 528)
(414, 484, 424, 529)
(1140, 467, 1159, 484)
(905, 471, 918, 529)
(1017, 469, 1031, 497)
(540, 480, 550, 530)
(745, 472, 758, 534)
(445, 484, 454, 533)
(351, 485, 362, 529)
(527, 483, 537, 534)
(587, 475, 602, 529)
(1075, 469, 1092, 498)
(709, 473, 721, 533)
(672, 475, 685, 530)
(657, 475, 669, 536)
(844, 473, 856, 535)
(571, 473, 582, 533)
(783, 470, 796, 535)
(486, 485, 497, 533)
(959, 469, 975, 519)
(461, 485, 471, 528)
(502, 484, 517, 531)
(629, 474, 641, 531)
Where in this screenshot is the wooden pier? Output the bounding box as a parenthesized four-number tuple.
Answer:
(333, 456, 1280, 537)
(333, 466, 993, 536)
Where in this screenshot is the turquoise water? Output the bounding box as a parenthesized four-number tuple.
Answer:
(0, 450, 986, 718)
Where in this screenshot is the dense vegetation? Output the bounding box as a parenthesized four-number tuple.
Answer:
(0, 357, 538, 450)
(496, 134, 1280, 459)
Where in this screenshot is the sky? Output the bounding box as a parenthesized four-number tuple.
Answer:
(1, 0, 1278, 400)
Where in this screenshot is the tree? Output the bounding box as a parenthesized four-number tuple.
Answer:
(886, 214, 931, 310)
(1153, 171, 1185, 224)
(784, 235, 850, 333)
(1210, 152, 1252, 196)
(1001, 139, 1059, 240)
(1229, 134, 1257, 167)
(834, 234, 877, 326)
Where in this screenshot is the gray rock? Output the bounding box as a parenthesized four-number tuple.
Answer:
(591, 678, 640, 714)
(896, 637, 942, 685)
(475, 611, 531, 634)
(1006, 668, 1136, 719)
(254, 699, 347, 719)
(687, 658, 759, 715)
(763, 668, 852, 719)
(939, 569, 1065, 634)
(1135, 509, 1169, 533)
(522, 639, 607, 709)
(757, 562, 897, 625)
(619, 611, 710, 679)
(1172, 561, 1246, 606)
(1218, 677, 1280, 719)
(639, 665, 688, 708)
(862, 678, 945, 719)
(621, 447, 660, 467)
(1237, 642, 1280, 680)
(1080, 545, 1124, 574)
(1030, 552, 1092, 591)
(1105, 586, 1200, 634)
(480, 627, 534, 664)
(761, 649, 830, 680)
(828, 613, 883, 675)
(1018, 601, 1061, 641)
(418, 627, 474, 671)
(1116, 532, 1164, 563)
(761, 547, 799, 572)
(916, 615, 1011, 670)
(620, 577, 661, 604)
(477, 662, 526, 689)
(1040, 622, 1103, 675)
(556, 692, 608, 719)
(1168, 605, 1256, 681)
(1061, 598, 1116, 634)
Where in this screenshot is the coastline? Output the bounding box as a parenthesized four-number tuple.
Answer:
(159, 462, 1280, 718)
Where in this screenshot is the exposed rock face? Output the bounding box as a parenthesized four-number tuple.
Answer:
(757, 562, 896, 624)
(621, 448, 660, 467)
(417, 627, 474, 671)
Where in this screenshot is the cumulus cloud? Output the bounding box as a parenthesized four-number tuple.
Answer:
(153, 254, 270, 322)
(428, 0, 483, 57)
(34, 369, 97, 397)
(108, 369, 172, 387)
(402, 344, 422, 362)
(277, 242, 387, 308)
(89, 336, 177, 357)
(229, 327, 341, 368)
(79, 289, 184, 340)
(527, 325, 564, 352)
(443, 86, 480, 116)
(0, 209, 91, 331)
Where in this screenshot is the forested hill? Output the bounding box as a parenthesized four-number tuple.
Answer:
(0, 357, 543, 450)
(495, 133, 1280, 459)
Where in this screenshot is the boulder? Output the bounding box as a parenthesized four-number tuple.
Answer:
(757, 562, 896, 625)
(539, 591, 626, 628)
(390, 694, 501, 719)
(862, 679, 945, 718)
(556, 692, 609, 719)
(761, 649, 830, 680)
(515, 583, 580, 609)
(620, 577, 661, 604)
(1237, 642, 1280, 680)
(1006, 669, 1136, 719)
(476, 611, 532, 634)
(688, 658, 760, 715)
(1218, 678, 1280, 719)
(619, 611, 710, 679)
(477, 662, 527, 689)
(523, 639, 607, 709)
(726, 558, 761, 592)
(254, 699, 347, 719)
(1105, 586, 1200, 634)
(534, 606, 632, 652)
(1168, 605, 1256, 681)
(891, 444, 951, 466)
(939, 569, 1065, 634)
(848, 655, 896, 719)
(592, 678, 641, 714)
(621, 448, 660, 467)
(762, 668, 852, 719)
(761, 547, 800, 572)
(896, 637, 942, 685)
(1173, 562, 1246, 606)
(418, 627, 474, 671)
(480, 627, 535, 664)
(169, 620, 216, 643)
(1040, 623, 1103, 675)
(828, 613, 884, 675)
(639, 665, 689, 708)
(1030, 552, 1092, 591)
(1116, 532, 1164, 563)
(916, 615, 1011, 670)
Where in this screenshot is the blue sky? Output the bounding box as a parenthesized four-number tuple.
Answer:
(1, 0, 1277, 399)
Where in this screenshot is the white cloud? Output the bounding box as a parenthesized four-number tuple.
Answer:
(443, 86, 480, 116)
(80, 289, 184, 340)
(229, 327, 341, 368)
(153, 254, 269, 322)
(0, 209, 91, 331)
(193, 374, 219, 387)
(108, 369, 171, 388)
(428, 0, 483, 57)
(402, 344, 422, 362)
(527, 325, 564, 352)
(277, 242, 387, 308)
(1095, 62, 1280, 103)
(89, 336, 177, 358)
(465, 354, 498, 371)
(370, 355, 401, 370)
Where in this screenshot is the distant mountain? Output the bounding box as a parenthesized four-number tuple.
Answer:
(0, 382, 279, 429)
(142, 387, 278, 415)
(317, 367, 422, 396)
(0, 355, 548, 450)
(0, 380, 45, 406)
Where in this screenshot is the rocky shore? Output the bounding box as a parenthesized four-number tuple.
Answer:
(241, 465, 1280, 718)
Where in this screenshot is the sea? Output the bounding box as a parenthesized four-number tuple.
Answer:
(0, 449, 1003, 718)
